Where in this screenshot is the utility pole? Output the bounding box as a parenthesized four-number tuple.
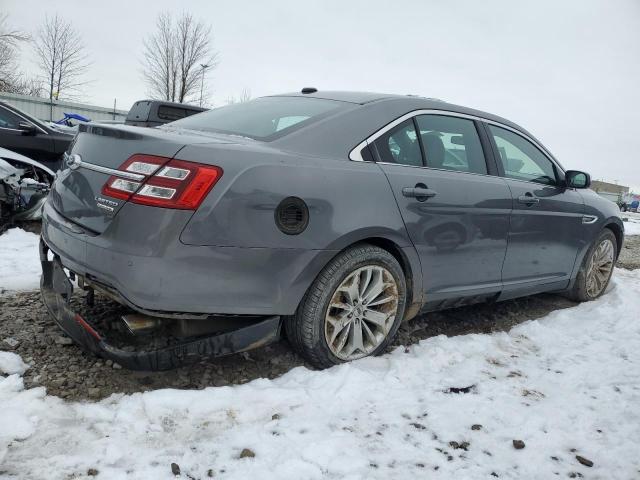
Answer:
(199, 63, 209, 107)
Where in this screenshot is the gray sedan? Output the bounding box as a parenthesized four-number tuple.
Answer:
(40, 90, 624, 370)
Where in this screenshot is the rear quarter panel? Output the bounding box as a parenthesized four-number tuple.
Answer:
(177, 145, 424, 314)
(178, 145, 411, 251)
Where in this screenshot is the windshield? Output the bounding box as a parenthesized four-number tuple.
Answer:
(168, 96, 345, 140)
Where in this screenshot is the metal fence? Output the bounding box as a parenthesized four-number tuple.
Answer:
(0, 91, 128, 123)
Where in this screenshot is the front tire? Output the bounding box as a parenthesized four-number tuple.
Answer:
(285, 244, 407, 369)
(567, 228, 617, 302)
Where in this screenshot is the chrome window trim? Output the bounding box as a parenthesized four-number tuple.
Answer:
(348, 109, 564, 176)
(375, 161, 499, 180)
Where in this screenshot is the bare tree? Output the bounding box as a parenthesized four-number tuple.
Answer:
(142, 12, 217, 104)
(226, 88, 252, 105)
(33, 14, 89, 100)
(0, 13, 29, 91)
(2, 76, 44, 96)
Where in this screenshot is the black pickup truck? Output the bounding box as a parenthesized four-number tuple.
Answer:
(125, 100, 207, 127)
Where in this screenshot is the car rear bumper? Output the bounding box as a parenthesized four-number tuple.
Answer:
(40, 240, 281, 370)
(41, 200, 338, 316)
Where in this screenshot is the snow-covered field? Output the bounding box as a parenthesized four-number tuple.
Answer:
(0, 266, 639, 478)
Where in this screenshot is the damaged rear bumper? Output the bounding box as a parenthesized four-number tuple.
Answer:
(40, 239, 281, 371)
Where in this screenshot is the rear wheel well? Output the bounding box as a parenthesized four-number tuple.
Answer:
(296, 237, 417, 322)
(350, 237, 414, 313)
(604, 223, 623, 259)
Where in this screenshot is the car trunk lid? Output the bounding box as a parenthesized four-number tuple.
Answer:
(49, 123, 233, 233)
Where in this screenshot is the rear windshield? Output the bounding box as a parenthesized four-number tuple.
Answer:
(168, 96, 345, 140)
(126, 101, 151, 121)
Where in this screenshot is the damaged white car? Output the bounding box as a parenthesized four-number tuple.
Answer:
(0, 147, 54, 229)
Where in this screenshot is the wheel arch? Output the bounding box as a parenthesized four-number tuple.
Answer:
(359, 236, 416, 312)
(292, 231, 423, 321)
(604, 220, 624, 259)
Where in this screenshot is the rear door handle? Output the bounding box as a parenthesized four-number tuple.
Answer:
(518, 194, 539, 205)
(402, 186, 437, 201)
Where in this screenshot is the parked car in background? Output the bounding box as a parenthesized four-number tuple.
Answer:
(40, 90, 624, 371)
(124, 100, 207, 127)
(0, 102, 73, 170)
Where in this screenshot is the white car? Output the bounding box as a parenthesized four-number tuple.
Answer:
(0, 146, 55, 225)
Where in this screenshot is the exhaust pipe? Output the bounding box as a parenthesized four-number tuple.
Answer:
(121, 313, 161, 334)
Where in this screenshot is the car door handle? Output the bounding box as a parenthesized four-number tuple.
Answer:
(402, 186, 437, 201)
(518, 194, 540, 205)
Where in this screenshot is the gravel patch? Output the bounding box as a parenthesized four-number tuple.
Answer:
(0, 238, 636, 402)
(617, 235, 640, 270)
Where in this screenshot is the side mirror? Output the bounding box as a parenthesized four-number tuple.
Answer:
(565, 170, 591, 189)
(18, 121, 37, 135)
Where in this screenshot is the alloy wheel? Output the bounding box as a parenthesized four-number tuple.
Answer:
(585, 238, 614, 298)
(324, 265, 399, 360)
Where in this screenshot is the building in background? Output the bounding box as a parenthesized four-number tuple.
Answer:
(591, 179, 639, 210)
(0, 92, 128, 123)
(591, 180, 629, 197)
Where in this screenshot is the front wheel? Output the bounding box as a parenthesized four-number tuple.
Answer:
(567, 229, 617, 302)
(285, 244, 407, 369)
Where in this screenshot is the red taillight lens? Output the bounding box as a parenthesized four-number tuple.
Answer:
(101, 155, 223, 210)
(101, 154, 166, 201)
(132, 159, 222, 209)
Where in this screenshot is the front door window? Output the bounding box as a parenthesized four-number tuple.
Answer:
(488, 125, 557, 185)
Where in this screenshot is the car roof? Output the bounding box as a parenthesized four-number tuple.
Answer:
(270, 90, 520, 129)
(271, 91, 407, 105)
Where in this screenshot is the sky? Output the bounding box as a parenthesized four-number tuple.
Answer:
(3, 0, 640, 191)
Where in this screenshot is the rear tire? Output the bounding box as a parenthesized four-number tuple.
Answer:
(285, 244, 407, 369)
(567, 228, 617, 302)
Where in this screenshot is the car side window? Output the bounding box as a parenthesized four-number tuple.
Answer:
(414, 115, 487, 175)
(0, 106, 22, 129)
(488, 125, 557, 185)
(372, 119, 422, 167)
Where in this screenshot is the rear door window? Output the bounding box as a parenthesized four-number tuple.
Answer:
(415, 115, 488, 174)
(488, 125, 557, 185)
(372, 119, 423, 167)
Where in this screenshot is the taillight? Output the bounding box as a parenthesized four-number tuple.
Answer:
(101, 154, 165, 200)
(101, 154, 222, 210)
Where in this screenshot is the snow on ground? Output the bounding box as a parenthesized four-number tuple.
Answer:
(622, 211, 640, 236)
(0, 228, 41, 293)
(0, 352, 28, 376)
(1, 269, 639, 479)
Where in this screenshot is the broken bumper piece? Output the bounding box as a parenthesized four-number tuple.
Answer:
(40, 239, 281, 371)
